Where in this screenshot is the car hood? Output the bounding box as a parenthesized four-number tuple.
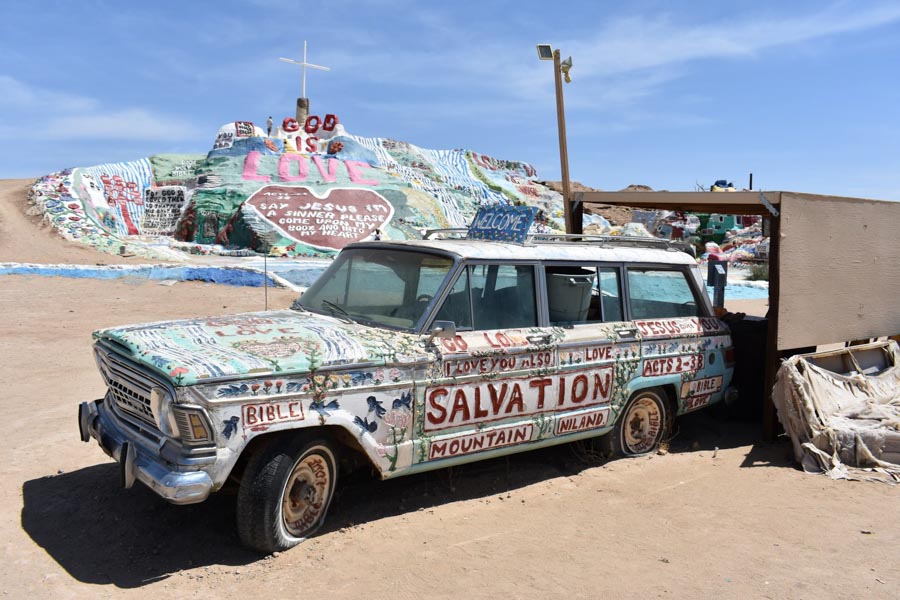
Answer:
(93, 309, 427, 386)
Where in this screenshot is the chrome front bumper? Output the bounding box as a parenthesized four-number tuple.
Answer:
(79, 398, 215, 505)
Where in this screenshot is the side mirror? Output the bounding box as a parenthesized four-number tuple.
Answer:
(425, 320, 456, 347)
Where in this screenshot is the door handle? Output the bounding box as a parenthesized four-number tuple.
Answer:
(614, 328, 638, 339)
(526, 333, 553, 345)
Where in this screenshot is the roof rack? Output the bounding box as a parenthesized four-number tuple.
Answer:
(423, 228, 469, 240)
(527, 233, 695, 255)
(423, 228, 696, 256)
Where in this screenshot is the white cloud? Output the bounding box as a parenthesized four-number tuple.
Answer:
(447, 3, 900, 129)
(0, 75, 99, 112)
(35, 108, 206, 141)
(0, 75, 205, 141)
(566, 4, 900, 79)
(320, 3, 900, 111)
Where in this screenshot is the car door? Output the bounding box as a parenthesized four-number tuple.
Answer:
(418, 261, 560, 464)
(550, 263, 642, 438)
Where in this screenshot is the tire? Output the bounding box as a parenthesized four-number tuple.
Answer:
(602, 388, 669, 457)
(236, 437, 338, 553)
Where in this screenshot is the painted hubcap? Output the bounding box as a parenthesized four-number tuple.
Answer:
(622, 397, 663, 454)
(282, 453, 331, 537)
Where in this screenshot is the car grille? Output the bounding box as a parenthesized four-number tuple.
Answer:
(95, 346, 164, 430)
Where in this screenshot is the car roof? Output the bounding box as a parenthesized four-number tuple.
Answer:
(344, 238, 697, 265)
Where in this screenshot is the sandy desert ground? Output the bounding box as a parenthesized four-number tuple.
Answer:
(1, 179, 897, 599)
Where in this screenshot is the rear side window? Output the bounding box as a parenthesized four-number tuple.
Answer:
(627, 268, 701, 319)
(545, 265, 624, 324)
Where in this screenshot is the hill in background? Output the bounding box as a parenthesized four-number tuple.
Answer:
(26, 115, 571, 260)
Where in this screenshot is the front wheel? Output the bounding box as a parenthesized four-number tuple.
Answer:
(236, 437, 338, 553)
(602, 388, 670, 457)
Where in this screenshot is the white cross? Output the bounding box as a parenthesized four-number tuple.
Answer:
(279, 41, 330, 98)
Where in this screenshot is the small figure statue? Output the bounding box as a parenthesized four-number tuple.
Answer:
(266, 116, 273, 136)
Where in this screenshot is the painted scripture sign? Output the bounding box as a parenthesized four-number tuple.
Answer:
(680, 375, 723, 412)
(246, 185, 394, 250)
(242, 400, 305, 431)
(442, 350, 554, 377)
(100, 173, 144, 236)
(561, 343, 617, 364)
(438, 329, 532, 355)
(683, 394, 711, 411)
(555, 407, 610, 435)
(467, 205, 537, 244)
(141, 186, 186, 235)
(642, 354, 704, 376)
(634, 318, 727, 339)
(681, 375, 723, 397)
(235, 121, 255, 137)
(241, 152, 379, 185)
(424, 366, 614, 433)
(429, 424, 533, 460)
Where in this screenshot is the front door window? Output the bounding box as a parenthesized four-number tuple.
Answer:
(434, 264, 538, 331)
(470, 264, 537, 330)
(433, 268, 472, 330)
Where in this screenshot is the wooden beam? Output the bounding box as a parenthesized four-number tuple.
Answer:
(577, 191, 781, 216)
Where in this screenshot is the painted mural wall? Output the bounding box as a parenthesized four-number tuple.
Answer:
(28, 115, 566, 259)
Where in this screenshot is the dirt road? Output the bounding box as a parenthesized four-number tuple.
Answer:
(1, 181, 896, 599)
(1, 275, 897, 599)
(0, 179, 146, 265)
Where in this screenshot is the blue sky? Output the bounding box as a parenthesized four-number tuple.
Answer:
(1, 0, 899, 199)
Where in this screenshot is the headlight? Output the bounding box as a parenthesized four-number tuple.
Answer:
(173, 407, 213, 445)
(149, 385, 179, 437)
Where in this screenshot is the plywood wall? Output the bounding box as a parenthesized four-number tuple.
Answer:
(778, 193, 900, 349)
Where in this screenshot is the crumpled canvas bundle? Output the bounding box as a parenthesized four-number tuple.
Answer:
(773, 341, 900, 483)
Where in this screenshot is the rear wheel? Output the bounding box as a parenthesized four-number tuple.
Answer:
(602, 388, 669, 457)
(236, 437, 337, 553)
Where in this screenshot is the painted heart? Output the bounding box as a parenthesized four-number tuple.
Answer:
(246, 185, 394, 250)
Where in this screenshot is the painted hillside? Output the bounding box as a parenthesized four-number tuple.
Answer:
(27, 113, 566, 260)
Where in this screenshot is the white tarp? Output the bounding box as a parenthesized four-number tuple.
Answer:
(773, 341, 900, 483)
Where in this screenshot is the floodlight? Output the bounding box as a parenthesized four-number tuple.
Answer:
(536, 44, 554, 60)
(560, 56, 573, 83)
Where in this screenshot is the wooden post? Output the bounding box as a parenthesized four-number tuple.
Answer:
(553, 50, 574, 234)
(296, 98, 310, 125)
(762, 213, 781, 439)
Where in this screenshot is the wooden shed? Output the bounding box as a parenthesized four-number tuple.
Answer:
(573, 190, 900, 436)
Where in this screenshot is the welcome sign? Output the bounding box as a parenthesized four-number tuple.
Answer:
(467, 205, 538, 244)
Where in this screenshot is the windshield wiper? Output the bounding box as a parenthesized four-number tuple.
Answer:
(320, 299, 354, 322)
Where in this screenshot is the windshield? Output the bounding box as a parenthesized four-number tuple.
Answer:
(298, 248, 456, 330)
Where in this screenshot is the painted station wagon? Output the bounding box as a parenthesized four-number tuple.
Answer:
(79, 220, 736, 553)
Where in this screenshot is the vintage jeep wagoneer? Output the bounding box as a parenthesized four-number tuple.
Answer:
(79, 233, 735, 552)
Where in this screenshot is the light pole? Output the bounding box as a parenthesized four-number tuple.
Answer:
(537, 44, 579, 234)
